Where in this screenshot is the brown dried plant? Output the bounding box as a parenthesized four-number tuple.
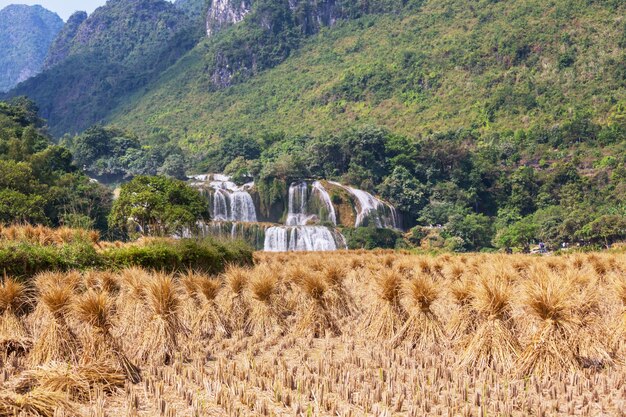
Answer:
(193, 274, 230, 338)
(295, 271, 340, 337)
(459, 273, 519, 370)
(0, 388, 78, 417)
(516, 270, 586, 377)
(28, 275, 79, 366)
(15, 362, 125, 401)
(245, 265, 284, 337)
(73, 290, 141, 383)
(134, 273, 186, 365)
(222, 265, 250, 333)
(0, 276, 30, 355)
(363, 268, 407, 340)
(392, 272, 446, 349)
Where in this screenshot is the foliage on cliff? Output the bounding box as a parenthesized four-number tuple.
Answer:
(6, 0, 202, 136)
(0, 5, 63, 92)
(113, 0, 626, 142)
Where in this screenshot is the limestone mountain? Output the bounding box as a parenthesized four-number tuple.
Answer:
(112, 0, 626, 144)
(43, 11, 88, 70)
(0, 5, 63, 92)
(3, 0, 625, 144)
(6, 0, 200, 136)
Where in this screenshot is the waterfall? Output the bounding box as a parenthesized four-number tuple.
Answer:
(269, 181, 343, 251)
(286, 182, 314, 226)
(191, 174, 401, 252)
(347, 186, 384, 228)
(264, 226, 345, 252)
(200, 175, 258, 222)
(264, 227, 289, 252)
(230, 191, 256, 222)
(329, 181, 400, 229)
(312, 181, 337, 225)
(212, 189, 230, 221)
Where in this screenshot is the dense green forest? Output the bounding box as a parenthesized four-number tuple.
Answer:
(0, 99, 210, 241)
(0, 99, 111, 231)
(213, 123, 625, 250)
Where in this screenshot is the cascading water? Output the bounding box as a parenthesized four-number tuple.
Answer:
(197, 174, 257, 222)
(264, 180, 347, 252)
(212, 189, 229, 221)
(230, 191, 257, 222)
(329, 181, 400, 229)
(312, 181, 337, 225)
(192, 175, 400, 252)
(286, 182, 314, 226)
(264, 226, 344, 252)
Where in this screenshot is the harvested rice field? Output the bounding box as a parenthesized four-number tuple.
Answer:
(0, 251, 625, 416)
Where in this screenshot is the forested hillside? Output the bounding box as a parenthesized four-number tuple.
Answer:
(113, 0, 626, 143)
(116, 0, 624, 250)
(7, 0, 203, 136)
(0, 5, 63, 92)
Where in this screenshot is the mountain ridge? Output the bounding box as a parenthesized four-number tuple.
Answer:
(0, 4, 63, 92)
(6, 0, 201, 136)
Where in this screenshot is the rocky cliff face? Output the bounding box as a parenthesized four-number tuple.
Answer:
(0, 5, 63, 92)
(205, 0, 346, 37)
(206, 0, 253, 36)
(205, 0, 403, 87)
(44, 11, 88, 70)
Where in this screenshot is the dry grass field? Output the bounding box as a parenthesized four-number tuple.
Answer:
(0, 250, 625, 416)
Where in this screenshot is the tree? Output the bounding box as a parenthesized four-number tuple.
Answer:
(493, 216, 538, 249)
(0, 190, 47, 224)
(378, 166, 427, 224)
(109, 176, 209, 237)
(507, 166, 538, 215)
(223, 156, 252, 184)
(443, 213, 494, 251)
(576, 215, 626, 248)
(50, 173, 113, 233)
(158, 154, 187, 180)
(342, 126, 389, 189)
(216, 135, 261, 170)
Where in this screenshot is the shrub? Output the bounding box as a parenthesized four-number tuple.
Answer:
(343, 227, 402, 250)
(103, 238, 253, 273)
(0, 237, 253, 278)
(0, 241, 101, 277)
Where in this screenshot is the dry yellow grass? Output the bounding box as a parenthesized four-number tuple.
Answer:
(0, 252, 623, 416)
(0, 224, 101, 247)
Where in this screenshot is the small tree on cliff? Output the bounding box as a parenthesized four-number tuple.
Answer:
(109, 176, 209, 238)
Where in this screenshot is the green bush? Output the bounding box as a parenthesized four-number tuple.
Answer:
(0, 241, 101, 277)
(343, 227, 402, 250)
(0, 237, 253, 279)
(103, 238, 254, 274)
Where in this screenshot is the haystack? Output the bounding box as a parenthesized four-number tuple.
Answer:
(392, 273, 446, 349)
